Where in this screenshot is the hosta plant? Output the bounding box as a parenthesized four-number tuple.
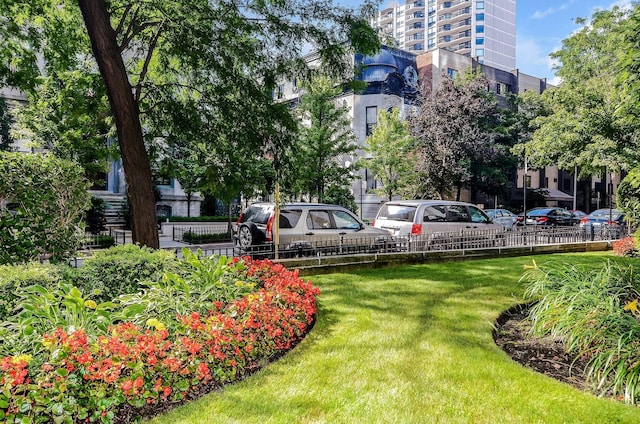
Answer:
(117, 249, 260, 329)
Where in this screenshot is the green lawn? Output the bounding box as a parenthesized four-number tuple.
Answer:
(149, 252, 640, 423)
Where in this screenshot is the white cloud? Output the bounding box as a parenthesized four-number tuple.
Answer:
(532, 7, 555, 19)
(516, 34, 556, 80)
(532, 1, 574, 19)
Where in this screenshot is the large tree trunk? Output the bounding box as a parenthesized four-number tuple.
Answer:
(78, 0, 159, 248)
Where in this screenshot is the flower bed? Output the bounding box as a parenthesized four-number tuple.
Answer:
(0, 256, 319, 423)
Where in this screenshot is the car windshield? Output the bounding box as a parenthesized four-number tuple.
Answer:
(241, 205, 272, 224)
(377, 204, 417, 222)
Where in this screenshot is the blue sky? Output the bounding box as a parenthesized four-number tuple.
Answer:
(517, 0, 633, 84)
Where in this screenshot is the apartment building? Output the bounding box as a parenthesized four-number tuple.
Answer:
(277, 45, 561, 218)
(373, 0, 516, 72)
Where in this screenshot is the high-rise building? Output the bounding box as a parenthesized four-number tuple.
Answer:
(373, 0, 516, 71)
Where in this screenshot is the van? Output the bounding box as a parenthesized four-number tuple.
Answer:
(372, 200, 503, 250)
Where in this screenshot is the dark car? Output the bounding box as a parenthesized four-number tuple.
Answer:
(579, 208, 626, 235)
(569, 210, 587, 226)
(516, 207, 574, 226)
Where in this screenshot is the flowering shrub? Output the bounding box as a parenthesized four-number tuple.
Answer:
(0, 257, 319, 423)
(612, 237, 638, 257)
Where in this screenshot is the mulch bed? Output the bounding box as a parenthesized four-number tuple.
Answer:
(493, 303, 592, 392)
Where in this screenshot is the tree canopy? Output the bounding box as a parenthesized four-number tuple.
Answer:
(515, 6, 640, 178)
(409, 73, 500, 200)
(288, 76, 359, 202)
(0, 0, 380, 247)
(362, 108, 417, 201)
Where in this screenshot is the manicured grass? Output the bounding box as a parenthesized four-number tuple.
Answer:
(149, 253, 640, 423)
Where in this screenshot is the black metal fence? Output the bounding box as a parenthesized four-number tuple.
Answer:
(168, 224, 629, 260)
(172, 225, 229, 244)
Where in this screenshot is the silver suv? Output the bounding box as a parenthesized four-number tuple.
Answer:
(372, 200, 503, 250)
(233, 202, 394, 256)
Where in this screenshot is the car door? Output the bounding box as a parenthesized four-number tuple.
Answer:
(331, 208, 374, 251)
(449, 205, 499, 247)
(303, 209, 341, 251)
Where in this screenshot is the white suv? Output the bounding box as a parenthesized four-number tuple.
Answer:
(234, 203, 394, 256)
(372, 200, 503, 250)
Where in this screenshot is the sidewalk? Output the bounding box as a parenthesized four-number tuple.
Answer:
(159, 232, 189, 249)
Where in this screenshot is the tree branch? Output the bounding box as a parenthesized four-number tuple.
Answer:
(113, 3, 134, 36)
(134, 21, 165, 103)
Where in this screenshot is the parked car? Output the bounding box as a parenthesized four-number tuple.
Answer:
(485, 208, 518, 229)
(516, 207, 574, 226)
(579, 208, 626, 236)
(372, 200, 503, 250)
(569, 210, 587, 226)
(233, 202, 394, 256)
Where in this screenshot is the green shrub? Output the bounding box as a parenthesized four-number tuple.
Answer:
(74, 245, 179, 303)
(182, 231, 230, 244)
(82, 234, 116, 249)
(0, 262, 66, 320)
(522, 259, 640, 404)
(162, 215, 238, 223)
(0, 152, 91, 264)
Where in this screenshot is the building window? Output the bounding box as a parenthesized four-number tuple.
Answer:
(476, 1, 484, 9)
(366, 106, 378, 136)
(443, 1, 451, 7)
(153, 170, 172, 187)
(476, 13, 484, 21)
(443, 24, 451, 30)
(475, 48, 484, 57)
(476, 37, 484, 45)
(443, 35, 451, 42)
(476, 25, 484, 33)
(446, 68, 458, 78)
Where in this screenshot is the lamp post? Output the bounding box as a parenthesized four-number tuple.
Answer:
(360, 179, 366, 219)
(523, 156, 528, 227)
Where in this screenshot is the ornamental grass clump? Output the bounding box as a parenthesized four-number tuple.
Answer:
(0, 249, 319, 423)
(522, 259, 640, 404)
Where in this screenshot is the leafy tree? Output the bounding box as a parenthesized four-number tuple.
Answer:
(0, 0, 380, 248)
(362, 108, 417, 201)
(515, 6, 640, 179)
(11, 66, 117, 176)
(0, 152, 91, 264)
(617, 168, 640, 227)
(291, 76, 359, 202)
(0, 97, 13, 151)
(618, 5, 640, 121)
(324, 185, 358, 213)
(409, 73, 500, 200)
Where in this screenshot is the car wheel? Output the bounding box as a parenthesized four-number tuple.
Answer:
(237, 223, 259, 247)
